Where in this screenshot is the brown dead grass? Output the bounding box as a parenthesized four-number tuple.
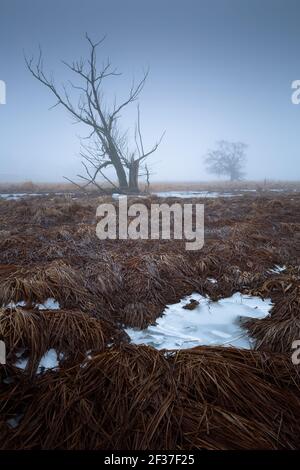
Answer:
(1, 345, 300, 449)
(0, 191, 299, 449)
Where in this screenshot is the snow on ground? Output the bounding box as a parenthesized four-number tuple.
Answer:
(269, 265, 286, 274)
(126, 292, 272, 350)
(6, 298, 60, 310)
(6, 414, 24, 429)
(38, 299, 60, 310)
(14, 356, 29, 370)
(152, 191, 239, 198)
(0, 192, 73, 200)
(0, 193, 40, 200)
(1, 189, 298, 202)
(37, 349, 60, 373)
(114, 188, 293, 198)
(15, 348, 61, 373)
(112, 190, 244, 199)
(0, 193, 50, 200)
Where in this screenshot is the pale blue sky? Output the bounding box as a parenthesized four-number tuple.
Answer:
(0, 0, 300, 182)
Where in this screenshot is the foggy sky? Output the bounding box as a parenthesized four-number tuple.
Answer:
(0, 0, 300, 183)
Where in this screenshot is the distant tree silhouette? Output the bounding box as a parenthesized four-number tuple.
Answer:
(204, 140, 247, 181)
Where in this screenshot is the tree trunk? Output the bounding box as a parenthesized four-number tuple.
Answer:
(108, 141, 129, 191)
(114, 158, 129, 191)
(128, 160, 140, 193)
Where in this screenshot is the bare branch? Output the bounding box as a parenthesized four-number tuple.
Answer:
(26, 36, 163, 194)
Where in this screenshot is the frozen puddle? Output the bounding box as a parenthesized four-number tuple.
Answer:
(15, 348, 61, 373)
(0, 192, 74, 201)
(112, 191, 240, 199)
(152, 191, 239, 199)
(0, 193, 39, 200)
(126, 292, 272, 350)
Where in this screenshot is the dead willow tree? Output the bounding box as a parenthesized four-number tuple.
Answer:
(25, 35, 164, 193)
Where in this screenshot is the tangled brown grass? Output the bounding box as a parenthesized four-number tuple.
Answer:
(1, 345, 300, 449)
(0, 191, 299, 449)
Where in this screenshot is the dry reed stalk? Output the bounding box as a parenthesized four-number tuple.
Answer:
(244, 317, 300, 354)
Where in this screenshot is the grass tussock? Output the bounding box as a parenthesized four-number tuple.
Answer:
(244, 317, 300, 354)
(0, 307, 125, 375)
(0, 191, 299, 449)
(1, 345, 300, 449)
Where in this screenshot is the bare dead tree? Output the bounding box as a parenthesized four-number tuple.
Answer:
(25, 34, 164, 193)
(204, 140, 247, 181)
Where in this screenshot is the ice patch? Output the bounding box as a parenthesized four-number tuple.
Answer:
(112, 193, 127, 199)
(37, 349, 60, 373)
(6, 414, 23, 429)
(39, 299, 60, 310)
(14, 356, 29, 370)
(6, 298, 60, 310)
(152, 191, 239, 199)
(111, 191, 243, 199)
(269, 265, 286, 274)
(126, 292, 272, 350)
(112, 193, 149, 200)
(0, 193, 40, 200)
(0, 192, 73, 201)
(14, 348, 61, 373)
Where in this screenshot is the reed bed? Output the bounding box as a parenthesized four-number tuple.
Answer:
(0, 307, 124, 375)
(244, 317, 300, 353)
(1, 345, 300, 449)
(0, 191, 299, 449)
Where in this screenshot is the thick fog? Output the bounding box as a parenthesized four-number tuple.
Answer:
(0, 0, 300, 183)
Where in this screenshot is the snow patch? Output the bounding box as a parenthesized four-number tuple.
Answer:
(126, 292, 272, 350)
(153, 191, 238, 199)
(37, 349, 60, 373)
(6, 414, 23, 429)
(0, 192, 74, 201)
(39, 299, 60, 310)
(6, 298, 60, 310)
(111, 191, 242, 199)
(14, 348, 61, 374)
(0, 193, 40, 200)
(269, 265, 286, 274)
(14, 356, 29, 370)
